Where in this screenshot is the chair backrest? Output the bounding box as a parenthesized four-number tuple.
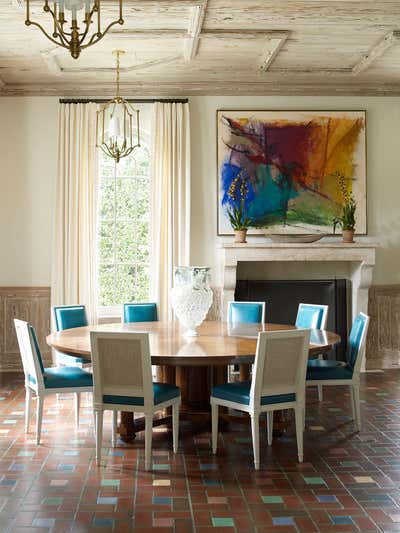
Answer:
(53, 305, 88, 331)
(250, 329, 310, 408)
(123, 303, 158, 323)
(227, 301, 266, 324)
(347, 312, 370, 373)
(14, 319, 45, 391)
(90, 331, 153, 409)
(296, 303, 328, 330)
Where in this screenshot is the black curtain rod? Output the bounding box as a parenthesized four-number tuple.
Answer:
(59, 98, 189, 104)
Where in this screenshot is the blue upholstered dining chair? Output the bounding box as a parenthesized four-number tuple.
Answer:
(211, 329, 311, 469)
(227, 301, 266, 381)
(123, 302, 158, 323)
(296, 303, 328, 330)
(296, 303, 329, 401)
(52, 305, 91, 367)
(306, 312, 370, 431)
(14, 319, 93, 444)
(91, 331, 181, 470)
(227, 301, 266, 324)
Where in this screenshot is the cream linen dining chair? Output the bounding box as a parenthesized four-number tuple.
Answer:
(211, 328, 310, 469)
(14, 319, 93, 445)
(90, 331, 181, 470)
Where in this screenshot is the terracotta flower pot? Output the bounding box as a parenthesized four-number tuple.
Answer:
(342, 229, 355, 243)
(234, 229, 248, 243)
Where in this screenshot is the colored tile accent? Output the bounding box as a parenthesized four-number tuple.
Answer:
(212, 517, 235, 527)
(273, 517, 295, 526)
(262, 495, 284, 503)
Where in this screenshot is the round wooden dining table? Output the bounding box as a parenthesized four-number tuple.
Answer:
(47, 320, 340, 441)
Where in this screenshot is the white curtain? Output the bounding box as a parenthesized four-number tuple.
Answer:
(51, 103, 98, 323)
(150, 102, 191, 320)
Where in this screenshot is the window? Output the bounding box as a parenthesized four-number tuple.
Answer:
(97, 139, 151, 313)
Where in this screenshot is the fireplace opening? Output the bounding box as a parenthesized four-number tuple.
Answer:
(235, 279, 348, 361)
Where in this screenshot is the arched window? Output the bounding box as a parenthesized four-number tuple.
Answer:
(97, 137, 151, 312)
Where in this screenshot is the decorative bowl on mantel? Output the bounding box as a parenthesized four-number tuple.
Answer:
(265, 233, 327, 244)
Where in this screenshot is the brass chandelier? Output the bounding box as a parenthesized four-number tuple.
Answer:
(25, 1, 124, 59)
(96, 50, 140, 163)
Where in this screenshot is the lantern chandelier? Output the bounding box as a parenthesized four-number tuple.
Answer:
(25, 1, 124, 59)
(96, 50, 140, 163)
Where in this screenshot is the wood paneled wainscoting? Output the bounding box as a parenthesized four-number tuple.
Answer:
(367, 285, 400, 370)
(0, 284, 398, 372)
(0, 287, 51, 372)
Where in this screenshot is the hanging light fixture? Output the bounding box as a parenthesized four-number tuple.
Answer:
(25, 1, 124, 59)
(96, 50, 140, 163)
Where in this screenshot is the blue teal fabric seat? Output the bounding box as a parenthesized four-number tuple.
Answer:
(211, 381, 296, 406)
(29, 366, 93, 389)
(53, 305, 90, 365)
(296, 304, 327, 329)
(123, 303, 158, 323)
(306, 360, 353, 381)
(228, 302, 264, 324)
(346, 313, 368, 369)
(103, 382, 180, 406)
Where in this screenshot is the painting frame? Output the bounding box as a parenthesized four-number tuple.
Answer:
(217, 109, 367, 236)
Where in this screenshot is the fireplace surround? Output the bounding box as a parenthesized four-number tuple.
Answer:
(218, 241, 378, 371)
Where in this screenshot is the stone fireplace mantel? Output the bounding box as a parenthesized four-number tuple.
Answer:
(218, 240, 378, 371)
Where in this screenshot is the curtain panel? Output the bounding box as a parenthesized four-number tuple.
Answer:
(150, 102, 191, 321)
(51, 103, 98, 323)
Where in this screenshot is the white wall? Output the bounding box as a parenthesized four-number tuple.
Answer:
(1, 95, 399, 287)
(0, 97, 58, 286)
(190, 96, 400, 286)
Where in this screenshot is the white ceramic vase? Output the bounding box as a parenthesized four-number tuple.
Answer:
(170, 266, 213, 337)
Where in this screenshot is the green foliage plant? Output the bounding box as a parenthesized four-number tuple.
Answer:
(227, 200, 252, 231)
(332, 171, 357, 233)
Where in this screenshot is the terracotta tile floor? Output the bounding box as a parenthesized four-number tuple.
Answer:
(0, 371, 400, 532)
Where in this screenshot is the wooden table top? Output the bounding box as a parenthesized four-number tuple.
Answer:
(46, 321, 341, 367)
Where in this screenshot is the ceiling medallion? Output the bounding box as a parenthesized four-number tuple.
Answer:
(96, 50, 140, 163)
(25, 1, 124, 59)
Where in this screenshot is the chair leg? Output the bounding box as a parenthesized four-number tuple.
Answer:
(74, 393, 80, 427)
(172, 403, 179, 453)
(295, 407, 304, 463)
(112, 411, 118, 447)
(145, 414, 153, 471)
(250, 413, 260, 470)
(36, 396, 44, 445)
(302, 406, 306, 431)
(349, 384, 356, 421)
(25, 388, 31, 433)
(317, 385, 323, 402)
(95, 410, 103, 466)
(352, 384, 361, 431)
(211, 403, 218, 454)
(267, 411, 273, 446)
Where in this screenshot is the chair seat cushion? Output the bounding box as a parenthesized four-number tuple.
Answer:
(29, 367, 93, 389)
(103, 382, 180, 406)
(307, 359, 353, 381)
(211, 381, 296, 406)
(56, 352, 91, 366)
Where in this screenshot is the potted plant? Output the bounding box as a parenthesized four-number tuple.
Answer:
(225, 169, 252, 243)
(227, 200, 252, 243)
(333, 172, 357, 243)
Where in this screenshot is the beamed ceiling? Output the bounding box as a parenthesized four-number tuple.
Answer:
(1, 0, 400, 96)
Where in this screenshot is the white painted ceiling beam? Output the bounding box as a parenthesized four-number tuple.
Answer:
(259, 32, 289, 72)
(185, 1, 208, 61)
(352, 30, 400, 76)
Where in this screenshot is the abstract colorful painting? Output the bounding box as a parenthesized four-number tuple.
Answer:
(217, 110, 366, 235)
